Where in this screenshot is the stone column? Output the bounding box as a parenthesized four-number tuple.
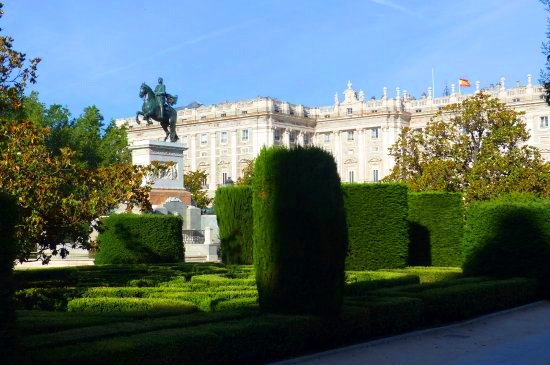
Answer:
(209, 132, 217, 191)
(357, 128, 366, 182)
(190, 133, 197, 171)
(333, 131, 342, 176)
(231, 129, 238, 181)
(297, 131, 304, 146)
(267, 126, 275, 147)
(283, 129, 290, 148)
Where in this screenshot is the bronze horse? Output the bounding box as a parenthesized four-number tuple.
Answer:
(136, 83, 179, 142)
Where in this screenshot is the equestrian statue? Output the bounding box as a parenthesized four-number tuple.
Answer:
(136, 77, 179, 142)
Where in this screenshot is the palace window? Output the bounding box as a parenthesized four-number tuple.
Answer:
(347, 130, 354, 141)
(371, 128, 379, 139)
(241, 110, 248, 115)
(241, 147, 250, 154)
(324, 133, 331, 143)
(241, 129, 249, 141)
(348, 170, 355, 183)
(347, 108, 353, 115)
(200, 133, 208, 145)
(372, 169, 379, 182)
(201, 115, 206, 120)
(512, 98, 521, 103)
(304, 133, 310, 145)
(324, 114, 331, 118)
(289, 131, 296, 143)
(220, 112, 227, 117)
(274, 129, 281, 141)
(201, 175, 208, 188)
(222, 172, 228, 185)
(541, 116, 549, 128)
(220, 131, 228, 144)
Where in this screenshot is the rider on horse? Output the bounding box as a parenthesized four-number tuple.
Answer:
(155, 77, 166, 119)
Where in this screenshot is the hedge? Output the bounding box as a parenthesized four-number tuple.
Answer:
(253, 146, 348, 316)
(408, 192, 464, 267)
(0, 192, 18, 362)
(342, 183, 409, 270)
(344, 271, 419, 295)
(95, 214, 184, 264)
(215, 186, 253, 264)
(67, 297, 198, 313)
(462, 198, 550, 280)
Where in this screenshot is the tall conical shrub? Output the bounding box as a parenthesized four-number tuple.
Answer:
(252, 146, 348, 316)
(215, 186, 253, 264)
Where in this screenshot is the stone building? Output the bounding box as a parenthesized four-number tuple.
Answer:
(116, 74, 550, 194)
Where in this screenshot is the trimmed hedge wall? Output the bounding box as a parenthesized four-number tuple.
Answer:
(343, 184, 409, 270)
(215, 186, 253, 265)
(408, 192, 464, 267)
(463, 199, 550, 280)
(253, 146, 348, 316)
(95, 214, 184, 264)
(0, 192, 18, 362)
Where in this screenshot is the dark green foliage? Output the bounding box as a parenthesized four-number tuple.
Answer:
(408, 192, 464, 266)
(386, 266, 463, 283)
(342, 296, 424, 337)
(414, 278, 538, 323)
(462, 199, 550, 280)
(14, 287, 83, 310)
(67, 297, 197, 313)
(215, 186, 253, 264)
(30, 314, 324, 365)
(343, 183, 409, 270)
(344, 271, 419, 295)
(95, 214, 184, 264)
(13, 263, 226, 289)
(253, 146, 348, 316)
(0, 193, 18, 361)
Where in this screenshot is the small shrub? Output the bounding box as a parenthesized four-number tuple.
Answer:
(95, 214, 184, 264)
(408, 192, 464, 266)
(215, 186, 254, 264)
(343, 183, 409, 270)
(253, 146, 348, 316)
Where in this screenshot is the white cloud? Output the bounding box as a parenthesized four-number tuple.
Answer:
(370, 0, 420, 16)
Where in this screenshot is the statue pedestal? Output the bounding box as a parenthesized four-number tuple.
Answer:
(129, 140, 192, 206)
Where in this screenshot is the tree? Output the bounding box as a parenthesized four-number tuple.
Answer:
(0, 4, 155, 262)
(184, 170, 212, 209)
(68, 106, 104, 168)
(540, 0, 550, 104)
(0, 3, 40, 119)
(98, 120, 131, 167)
(386, 93, 549, 202)
(0, 120, 155, 262)
(236, 159, 254, 185)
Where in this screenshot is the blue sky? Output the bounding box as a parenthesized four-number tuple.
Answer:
(3, 0, 548, 123)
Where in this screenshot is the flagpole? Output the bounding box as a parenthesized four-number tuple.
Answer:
(458, 79, 461, 95)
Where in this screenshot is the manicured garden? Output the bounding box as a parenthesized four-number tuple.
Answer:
(12, 264, 541, 365)
(2, 147, 549, 364)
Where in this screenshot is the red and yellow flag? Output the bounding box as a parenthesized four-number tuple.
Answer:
(459, 78, 471, 87)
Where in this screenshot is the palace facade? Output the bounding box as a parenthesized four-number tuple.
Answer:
(116, 74, 550, 194)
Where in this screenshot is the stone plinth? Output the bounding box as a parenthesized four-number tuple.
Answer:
(129, 140, 191, 205)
